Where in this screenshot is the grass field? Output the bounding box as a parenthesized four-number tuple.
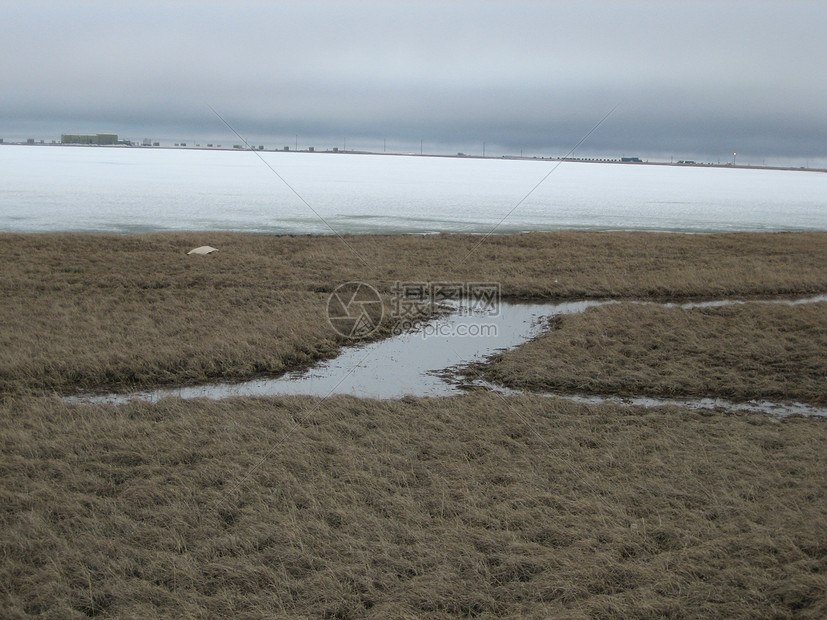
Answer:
(1, 231, 825, 395)
(2, 394, 826, 618)
(475, 301, 827, 405)
(1, 231, 825, 618)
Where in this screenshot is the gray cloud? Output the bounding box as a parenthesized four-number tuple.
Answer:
(2, 1, 825, 164)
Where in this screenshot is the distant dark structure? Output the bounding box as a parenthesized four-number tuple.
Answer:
(621, 157, 642, 163)
(61, 133, 118, 145)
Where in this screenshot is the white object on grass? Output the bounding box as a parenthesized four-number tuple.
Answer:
(187, 246, 218, 255)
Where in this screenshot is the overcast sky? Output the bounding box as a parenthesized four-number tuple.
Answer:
(2, 1, 825, 164)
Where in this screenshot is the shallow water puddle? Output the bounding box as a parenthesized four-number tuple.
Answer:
(68, 300, 606, 404)
(66, 295, 826, 415)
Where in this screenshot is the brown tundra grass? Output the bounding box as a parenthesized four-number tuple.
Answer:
(1, 393, 825, 618)
(475, 301, 827, 405)
(1, 231, 825, 617)
(1, 231, 825, 395)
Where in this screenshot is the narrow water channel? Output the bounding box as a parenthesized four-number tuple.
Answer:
(66, 295, 826, 416)
(69, 299, 602, 404)
(467, 379, 827, 418)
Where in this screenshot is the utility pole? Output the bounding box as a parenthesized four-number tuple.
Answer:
(483, 142, 486, 157)
(420, 139, 423, 155)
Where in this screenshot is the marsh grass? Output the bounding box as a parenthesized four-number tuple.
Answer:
(1, 231, 825, 395)
(2, 231, 826, 617)
(1, 393, 825, 618)
(476, 302, 827, 405)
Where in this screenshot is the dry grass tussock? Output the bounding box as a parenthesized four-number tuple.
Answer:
(1, 393, 825, 618)
(477, 302, 827, 405)
(1, 231, 825, 395)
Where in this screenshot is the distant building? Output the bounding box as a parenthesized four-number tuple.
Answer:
(621, 157, 642, 163)
(61, 133, 118, 145)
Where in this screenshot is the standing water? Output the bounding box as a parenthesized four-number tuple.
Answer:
(68, 300, 600, 403)
(66, 296, 827, 416)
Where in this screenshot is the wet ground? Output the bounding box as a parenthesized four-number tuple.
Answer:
(67, 295, 827, 416)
